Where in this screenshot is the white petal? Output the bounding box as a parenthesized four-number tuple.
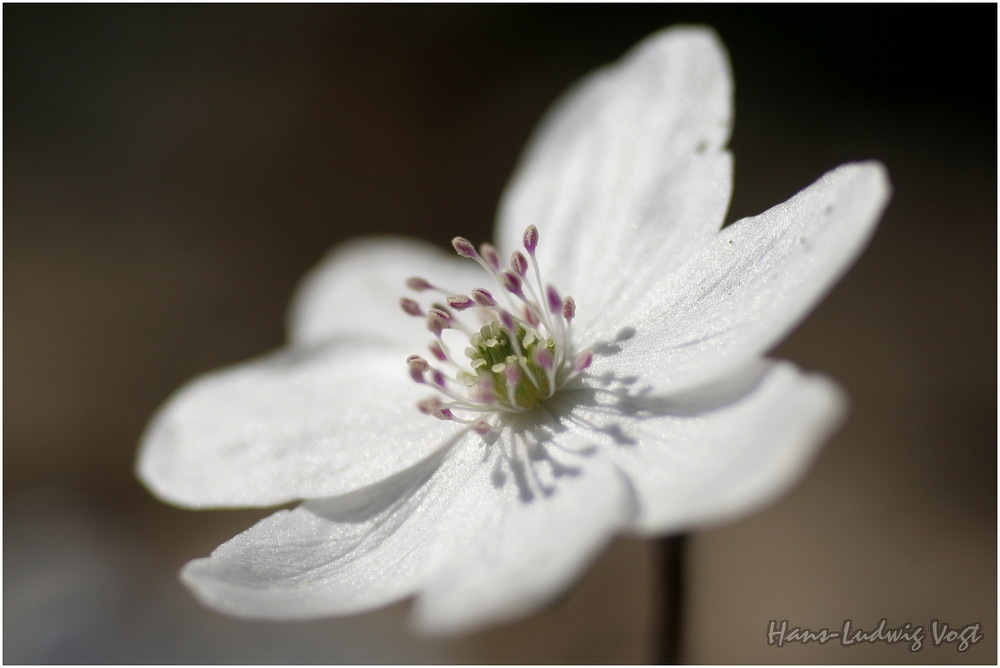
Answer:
(289, 237, 483, 348)
(180, 444, 480, 619)
(181, 415, 633, 633)
(496, 26, 733, 332)
(560, 360, 844, 534)
(137, 341, 468, 508)
(587, 161, 891, 393)
(413, 422, 633, 635)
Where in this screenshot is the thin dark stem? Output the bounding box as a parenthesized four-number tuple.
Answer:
(658, 533, 688, 664)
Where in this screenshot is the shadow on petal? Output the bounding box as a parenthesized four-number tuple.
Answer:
(477, 359, 768, 505)
(591, 325, 636, 357)
(301, 434, 460, 523)
(485, 359, 777, 502)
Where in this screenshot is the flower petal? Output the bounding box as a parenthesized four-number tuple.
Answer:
(588, 161, 891, 393)
(180, 445, 479, 619)
(137, 341, 467, 508)
(180, 414, 633, 634)
(413, 427, 633, 635)
(289, 237, 482, 349)
(496, 26, 733, 330)
(560, 360, 844, 534)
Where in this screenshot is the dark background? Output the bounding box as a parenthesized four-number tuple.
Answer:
(5, 4, 995, 663)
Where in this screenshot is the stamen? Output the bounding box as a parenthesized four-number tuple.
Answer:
(523, 225, 539, 255)
(400, 298, 423, 317)
(452, 237, 478, 259)
(475, 379, 496, 404)
(524, 305, 539, 327)
(498, 309, 516, 333)
(406, 355, 429, 371)
(480, 243, 501, 271)
(562, 296, 576, 321)
(427, 308, 451, 335)
(511, 251, 528, 277)
(546, 285, 562, 315)
(429, 340, 448, 362)
(406, 277, 433, 292)
(501, 271, 523, 297)
(504, 364, 522, 408)
(417, 397, 444, 414)
(574, 350, 593, 372)
(534, 346, 556, 396)
(472, 288, 497, 308)
(447, 294, 476, 311)
(430, 303, 452, 316)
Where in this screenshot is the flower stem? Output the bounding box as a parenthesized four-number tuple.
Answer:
(658, 534, 688, 664)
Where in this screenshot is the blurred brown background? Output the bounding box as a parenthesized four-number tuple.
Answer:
(4, 5, 995, 663)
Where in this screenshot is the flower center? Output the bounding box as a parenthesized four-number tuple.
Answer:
(401, 225, 592, 434)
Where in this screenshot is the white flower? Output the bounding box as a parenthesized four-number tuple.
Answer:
(137, 26, 890, 635)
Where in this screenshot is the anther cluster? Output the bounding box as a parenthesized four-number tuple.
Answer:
(401, 225, 592, 434)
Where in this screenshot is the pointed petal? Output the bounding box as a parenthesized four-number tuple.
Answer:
(413, 428, 633, 635)
(496, 26, 733, 332)
(588, 161, 891, 393)
(560, 361, 844, 534)
(289, 237, 483, 348)
(137, 342, 468, 508)
(180, 444, 480, 619)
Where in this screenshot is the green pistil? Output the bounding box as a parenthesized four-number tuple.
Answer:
(467, 321, 553, 410)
